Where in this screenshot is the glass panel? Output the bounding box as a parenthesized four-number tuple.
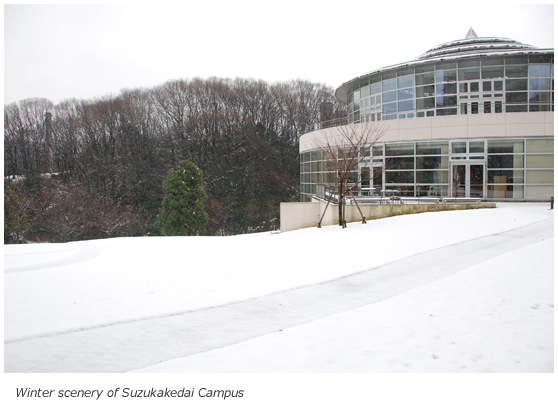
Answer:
(458, 59, 480, 68)
(488, 154, 524, 168)
(385, 171, 414, 184)
(488, 170, 524, 184)
(416, 72, 435, 86)
(436, 95, 457, 107)
(417, 85, 435, 97)
(398, 100, 415, 111)
(416, 97, 435, 109)
(360, 167, 370, 187)
(488, 185, 522, 199)
(529, 64, 551, 77)
(526, 139, 554, 153)
(470, 82, 479, 92)
(417, 185, 448, 197)
(470, 164, 484, 198)
(388, 157, 415, 170)
(373, 167, 383, 187)
(495, 101, 503, 113)
(383, 90, 397, 103)
(526, 170, 554, 184)
(398, 88, 414, 100)
(385, 143, 414, 156)
(416, 156, 448, 169)
(310, 151, 321, 161)
(382, 78, 397, 92)
(482, 66, 504, 79)
(436, 69, 457, 83)
(487, 140, 524, 153)
(484, 101, 492, 113)
(529, 78, 551, 90)
(459, 68, 480, 80)
(505, 104, 528, 112)
(494, 81, 503, 91)
(436, 83, 457, 95)
(382, 102, 397, 114)
(506, 79, 528, 91)
(452, 142, 467, 153)
(437, 108, 458, 116)
(482, 57, 504, 66)
(416, 142, 449, 155)
(459, 83, 468, 93)
(398, 75, 414, 88)
(471, 102, 479, 114)
(415, 64, 435, 74)
(372, 145, 383, 157)
(416, 170, 448, 183)
(452, 164, 466, 197)
(469, 141, 485, 153)
(505, 65, 528, 78)
(529, 92, 551, 103)
(525, 185, 553, 199)
(370, 82, 381, 95)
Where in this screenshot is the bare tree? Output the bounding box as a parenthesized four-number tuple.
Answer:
(314, 122, 387, 228)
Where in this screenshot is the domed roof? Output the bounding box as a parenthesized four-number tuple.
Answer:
(334, 28, 553, 103)
(415, 28, 537, 60)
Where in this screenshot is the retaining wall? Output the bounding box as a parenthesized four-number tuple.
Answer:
(280, 199, 496, 232)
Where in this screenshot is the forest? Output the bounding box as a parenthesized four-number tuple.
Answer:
(4, 77, 346, 243)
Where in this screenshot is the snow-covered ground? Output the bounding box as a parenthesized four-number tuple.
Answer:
(4, 203, 553, 374)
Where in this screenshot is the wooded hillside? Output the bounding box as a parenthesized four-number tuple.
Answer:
(4, 77, 345, 242)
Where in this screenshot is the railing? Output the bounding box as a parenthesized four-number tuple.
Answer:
(314, 184, 485, 205)
(316, 117, 348, 130)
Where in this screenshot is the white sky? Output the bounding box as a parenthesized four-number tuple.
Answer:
(3, 1, 555, 105)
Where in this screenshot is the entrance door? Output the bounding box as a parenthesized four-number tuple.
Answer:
(451, 163, 484, 198)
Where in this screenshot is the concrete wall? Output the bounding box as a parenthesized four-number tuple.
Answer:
(280, 202, 321, 232)
(280, 198, 496, 232)
(300, 112, 554, 152)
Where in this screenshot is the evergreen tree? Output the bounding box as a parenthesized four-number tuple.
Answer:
(4, 179, 29, 243)
(156, 160, 208, 235)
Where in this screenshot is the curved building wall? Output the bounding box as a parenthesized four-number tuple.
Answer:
(342, 55, 553, 124)
(299, 112, 554, 202)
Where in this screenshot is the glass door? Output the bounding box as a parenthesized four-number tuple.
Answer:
(451, 163, 485, 198)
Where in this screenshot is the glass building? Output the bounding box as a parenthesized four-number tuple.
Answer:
(300, 29, 554, 202)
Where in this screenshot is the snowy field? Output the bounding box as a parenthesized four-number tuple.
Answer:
(4, 202, 553, 375)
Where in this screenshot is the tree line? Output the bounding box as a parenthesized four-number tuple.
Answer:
(4, 77, 346, 242)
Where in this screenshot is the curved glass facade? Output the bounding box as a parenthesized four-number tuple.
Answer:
(347, 55, 554, 123)
(300, 138, 554, 202)
(303, 33, 554, 202)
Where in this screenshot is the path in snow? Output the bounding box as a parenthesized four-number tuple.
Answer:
(4, 212, 552, 373)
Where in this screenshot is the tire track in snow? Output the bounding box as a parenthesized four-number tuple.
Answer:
(4, 215, 553, 372)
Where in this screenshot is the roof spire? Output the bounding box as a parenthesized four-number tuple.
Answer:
(465, 27, 478, 39)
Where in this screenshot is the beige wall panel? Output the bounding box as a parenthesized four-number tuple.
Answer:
(505, 123, 546, 137)
(398, 128, 433, 141)
(280, 202, 320, 232)
(300, 113, 554, 153)
(398, 117, 433, 130)
(432, 115, 468, 128)
(431, 125, 469, 140)
(506, 112, 545, 125)
(467, 113, 506, 126)
(468, 124, 507, 138)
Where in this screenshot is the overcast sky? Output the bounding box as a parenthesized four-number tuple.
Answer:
(3, 1, 554, 105)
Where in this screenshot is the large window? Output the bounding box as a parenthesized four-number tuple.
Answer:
(348, 54, 553, 123)
(300, 138, 552, 202)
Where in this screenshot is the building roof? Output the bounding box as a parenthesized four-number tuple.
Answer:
(335, 29, 553, 103)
